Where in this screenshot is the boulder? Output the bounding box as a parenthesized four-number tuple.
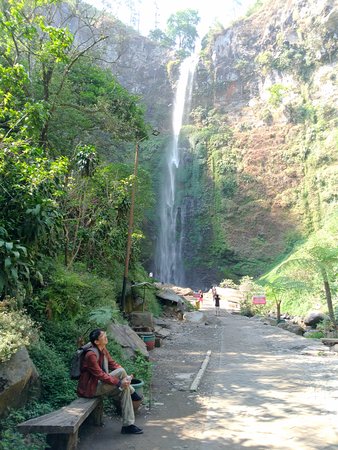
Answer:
(0, 347, 39, 418)
(155, 288, 186, 312)
(304, 311, 327, 327)
(323, 6, 338, 32)
(277, 322, 304, 335)
(154, 325, 171, 339)
(171, 287, 194, 297)
(129, 312, 154, 330)
(108, 323, 148, 359)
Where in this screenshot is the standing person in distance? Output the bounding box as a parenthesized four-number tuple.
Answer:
(198, 289, 204, 304)
(214, 293, 221, 316)
(77, 328, 143, 435)
(211, 286, 217, 300)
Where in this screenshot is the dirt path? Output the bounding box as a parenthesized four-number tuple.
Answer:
(78, 291, 338, 450)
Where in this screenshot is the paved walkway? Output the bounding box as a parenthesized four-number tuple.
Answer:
(78, 291, 338, 450)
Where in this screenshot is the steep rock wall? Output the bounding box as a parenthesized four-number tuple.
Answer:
(178, 0, 337, 287)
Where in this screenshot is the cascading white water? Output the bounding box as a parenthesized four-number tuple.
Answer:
(155, 52, 199, 285)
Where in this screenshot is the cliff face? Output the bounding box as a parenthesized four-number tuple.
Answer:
(56, 2, 173, 131)
(177, 0, 338, 287)
(59, 1, 337, 288)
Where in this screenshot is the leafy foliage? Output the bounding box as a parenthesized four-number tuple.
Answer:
(29, 339, 77, 407)
(0, 299, 37, 362)
(166, 9, 200, 56)
(0, 402, 51, 450)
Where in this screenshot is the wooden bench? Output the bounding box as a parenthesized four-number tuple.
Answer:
(17, 397, 103, 450)
(321, 338, 338, 346)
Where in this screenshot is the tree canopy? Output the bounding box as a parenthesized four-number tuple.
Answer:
(166, 9, 200, 55)
(0, 0, 150, 301)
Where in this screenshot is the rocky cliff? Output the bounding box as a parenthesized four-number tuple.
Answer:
(58, 0, 337, 288)
(175, 0, 337, 287)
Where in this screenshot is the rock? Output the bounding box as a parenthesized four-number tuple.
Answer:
(183, 311, 206, 323)
(171, 287, 194, 297)
(304, 311, 327, 327)
(155, 288, 186, 313)
(0, 347, 39, 418)
(154, 326, 171, 339)
(277, 322, 304, 335)
(154, 318, 171, 328)
(323, 6, 338, 32)
(260, 317, 278, 326)
(129, 312, 154, 330)
(108, 323, 148, 359)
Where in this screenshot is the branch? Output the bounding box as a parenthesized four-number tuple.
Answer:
(49, 35, 109, 116)
(59, 103, 102, 114)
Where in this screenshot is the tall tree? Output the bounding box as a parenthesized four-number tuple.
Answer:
(0, 0, 149, 299)
(166, 9, 200, 55)
(278, 245, 338, 325)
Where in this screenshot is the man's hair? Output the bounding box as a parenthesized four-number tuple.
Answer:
(89, 328, 103, 344)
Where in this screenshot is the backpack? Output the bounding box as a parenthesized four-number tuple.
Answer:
(70, 342, 99, 380)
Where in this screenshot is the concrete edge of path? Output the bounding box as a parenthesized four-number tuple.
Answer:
(189, 350, 212, 391)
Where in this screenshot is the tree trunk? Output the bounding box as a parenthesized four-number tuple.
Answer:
(276, 301, 281, 322)
(322, 270, 335, 325)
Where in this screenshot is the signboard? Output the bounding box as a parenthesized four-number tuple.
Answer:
(252, 295, 266, 305)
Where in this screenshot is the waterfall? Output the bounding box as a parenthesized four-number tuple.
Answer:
(155, 52, 199, 285)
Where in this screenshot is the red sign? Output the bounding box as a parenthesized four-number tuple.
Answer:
(252, 295, 266, 305)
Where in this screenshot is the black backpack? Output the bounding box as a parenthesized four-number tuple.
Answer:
(70, 342, 99, 380)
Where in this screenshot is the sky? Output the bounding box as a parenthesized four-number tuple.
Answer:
(86, 0, 257, 37)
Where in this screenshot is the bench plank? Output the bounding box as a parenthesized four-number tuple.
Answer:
(18, 397, 101, 434)
(321, 338, 338, 345)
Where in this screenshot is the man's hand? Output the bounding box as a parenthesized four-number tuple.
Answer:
(120, 375, 133, 389)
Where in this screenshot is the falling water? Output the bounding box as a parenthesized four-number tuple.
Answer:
(155, 52, 199, 285)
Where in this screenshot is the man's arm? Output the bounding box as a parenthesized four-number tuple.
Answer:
(105, 349, 122, 372)
(85, 351, 120, 386)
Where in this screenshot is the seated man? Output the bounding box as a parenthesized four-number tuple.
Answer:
(77, 328, 143, 435)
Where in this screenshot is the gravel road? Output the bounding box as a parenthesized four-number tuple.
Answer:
(78, 290, 338, 450)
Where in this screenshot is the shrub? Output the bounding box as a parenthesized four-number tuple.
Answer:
(304, 331, 324, 339)
(30, 260, 118, 321)
(0, 300, 37, 362)
(0, 402, 51, 450)
(220, 278, 238, 289)
(29, 339, 76, 407)
(268, 84, 287, 107)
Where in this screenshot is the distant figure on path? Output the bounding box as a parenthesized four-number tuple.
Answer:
(198, 289, 204, 304)
(212, 286, 217, 299)
(214, 294, 220, 316)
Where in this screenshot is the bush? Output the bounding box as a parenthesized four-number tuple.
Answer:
(0, 402, 51, 450)
(304, 331, 324, 339)
(220, 278, 238, 289)
(29, 260, 118, 321)
(0, 300, 37, 362)
(29, 339, 76, 408)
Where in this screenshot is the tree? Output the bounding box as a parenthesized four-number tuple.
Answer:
(262, 276, 308, 322)
(148, 29, 174, 48)
(0, 0, 149, 300)
(166, 9, 200, 55)
(278, 245, 338, 325)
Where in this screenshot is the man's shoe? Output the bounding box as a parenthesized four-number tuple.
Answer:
(121, 424, 143, 434)
(131, 391, 143, 401)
